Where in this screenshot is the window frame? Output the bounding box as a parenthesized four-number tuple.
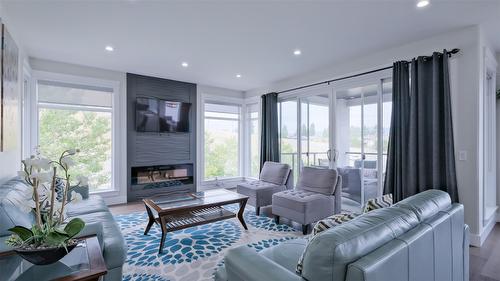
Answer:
(244, 98, 261, 179)
(198, 93, 257, 189)
(31, 71, 124, 198)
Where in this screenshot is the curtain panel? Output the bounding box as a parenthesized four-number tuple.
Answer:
(384, 50, 459, 202)
(259, 92, 280, 171)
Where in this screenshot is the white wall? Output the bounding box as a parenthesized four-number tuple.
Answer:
(0, 4, 28, 184)
(246, 25, 486, 245)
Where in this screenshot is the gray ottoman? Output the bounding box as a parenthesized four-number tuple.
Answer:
(272, 167, 342, 234)
(236, 162, 292, 216)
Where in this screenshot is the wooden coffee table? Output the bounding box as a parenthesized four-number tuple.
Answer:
(143, 188, 249, 254)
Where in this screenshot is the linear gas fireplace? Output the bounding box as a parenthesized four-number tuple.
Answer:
(128, 163, 194, 201)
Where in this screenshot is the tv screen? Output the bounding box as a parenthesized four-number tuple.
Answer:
(136, 97, 159, 132)
(159, 101, 191, 132)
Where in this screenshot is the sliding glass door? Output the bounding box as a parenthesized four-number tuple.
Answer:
(278, 72, 392, 210)
(279, 88, 331, 182)
(333, 76, 392, 206)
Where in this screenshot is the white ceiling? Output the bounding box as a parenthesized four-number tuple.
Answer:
(2, 0, 500, 91)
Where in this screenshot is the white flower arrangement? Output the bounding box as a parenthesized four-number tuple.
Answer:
(6, 147, 88, 250)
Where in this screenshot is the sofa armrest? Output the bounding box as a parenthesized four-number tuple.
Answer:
(225, 246, 303, 281)
(463, 224, 469, 281)
(76, 221, 104, 248)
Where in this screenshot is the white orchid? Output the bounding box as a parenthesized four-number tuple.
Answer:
(66, 148, 80, 155)
(31, 157, 52, 171)
(76, 175, 89, 186)
(30, 171, 53, 183)
(61, 157, 75, 169)
(17, 170, 28, 178)
(70, 191, 83, 203)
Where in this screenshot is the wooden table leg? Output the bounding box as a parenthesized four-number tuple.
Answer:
(144, 203, 156, 235)
(158, 216, 167, 254)
(237, 198, 248, 230)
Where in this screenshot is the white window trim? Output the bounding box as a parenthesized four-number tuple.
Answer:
(197, 93, 246, 189)
(30, 70, 126, 202)
(243, 95, 261, 180)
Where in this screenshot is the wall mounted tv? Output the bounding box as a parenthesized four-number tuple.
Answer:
(136, 97, 191, 132)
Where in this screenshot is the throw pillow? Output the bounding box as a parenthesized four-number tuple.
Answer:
(296, 212, 359, 275)
(362, 193, 393, 213)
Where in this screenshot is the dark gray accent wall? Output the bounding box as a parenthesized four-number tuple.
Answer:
(127, 73, 197, 201)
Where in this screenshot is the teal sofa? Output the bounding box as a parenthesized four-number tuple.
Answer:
(0, 177, 127, 281)
(215, 190, 469, 281)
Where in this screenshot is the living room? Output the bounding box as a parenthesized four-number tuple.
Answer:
(0, 1, 499, 281)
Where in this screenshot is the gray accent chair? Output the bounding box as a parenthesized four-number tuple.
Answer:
(272, 167, 342, 234)
(214, 189, 469, 281)
(236, 162, 293, 216)
(338, 167, 362, 204)
(0, 177, 127, 281)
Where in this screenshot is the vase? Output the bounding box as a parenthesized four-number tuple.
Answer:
(14, 243, 77, 265)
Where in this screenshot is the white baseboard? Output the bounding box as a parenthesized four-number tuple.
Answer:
(470, 213, 498, 247)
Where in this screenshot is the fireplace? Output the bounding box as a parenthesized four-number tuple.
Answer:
(128, 163, 194, 201)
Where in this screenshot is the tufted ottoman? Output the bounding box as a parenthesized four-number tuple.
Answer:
(272, 167, 342, 234)
(236, 161, 292, 216)
(237, 181, 285, 216)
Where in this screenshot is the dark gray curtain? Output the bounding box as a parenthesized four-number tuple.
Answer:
(260, 92, 280, 171)
(384, 50, 459, 202)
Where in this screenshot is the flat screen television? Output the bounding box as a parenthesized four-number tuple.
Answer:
(136, 97, 159, 132)
(159, 100, 191, 132)
(135, 97, 191, 132)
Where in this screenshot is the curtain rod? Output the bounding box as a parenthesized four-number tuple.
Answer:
(277, 48, 460, 95)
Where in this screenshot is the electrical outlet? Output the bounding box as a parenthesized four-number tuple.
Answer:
(458, 150, 467, 161)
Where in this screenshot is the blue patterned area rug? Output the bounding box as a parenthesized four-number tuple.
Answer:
(115, 205, 303, 281)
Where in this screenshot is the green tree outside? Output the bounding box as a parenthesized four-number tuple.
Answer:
(38, 108, 112, 191)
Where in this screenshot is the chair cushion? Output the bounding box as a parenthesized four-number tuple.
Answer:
(66, 195, 109, 217)
(260, 162, 291, 185)
(261, 238, 307, 273)
(393, 189, 451, 222)
(297, 167, 338, 195)
(272, 189, 330, 212)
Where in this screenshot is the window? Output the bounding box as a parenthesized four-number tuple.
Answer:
(247, 103, 260, 178)
(37, 80, 114, 192)
(204, 102, 241, 180)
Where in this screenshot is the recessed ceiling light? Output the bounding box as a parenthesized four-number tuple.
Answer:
(236, 74, 242, 78)
(105, 45, 114, 52)
(293, 49, 302, 56)
(181, 62, 189, 67)
(417, 0, 429, 8)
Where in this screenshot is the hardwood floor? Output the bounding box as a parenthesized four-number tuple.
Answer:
(470, 224, 500, 281)
(109, 203, 500, 281)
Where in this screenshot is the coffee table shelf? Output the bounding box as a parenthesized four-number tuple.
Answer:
(161, 206, 236, 231)
(143, 189, 249, 254)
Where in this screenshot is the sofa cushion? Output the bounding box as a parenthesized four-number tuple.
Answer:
(297, 167, 338, 195)
(300, 206, 419, 281)
(261, 238, 307, 273)
(259, 162, 291, 185)
(70, 211, 127, 269)
(0, 178, 35, 236)
(66, 195, 109, 217)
